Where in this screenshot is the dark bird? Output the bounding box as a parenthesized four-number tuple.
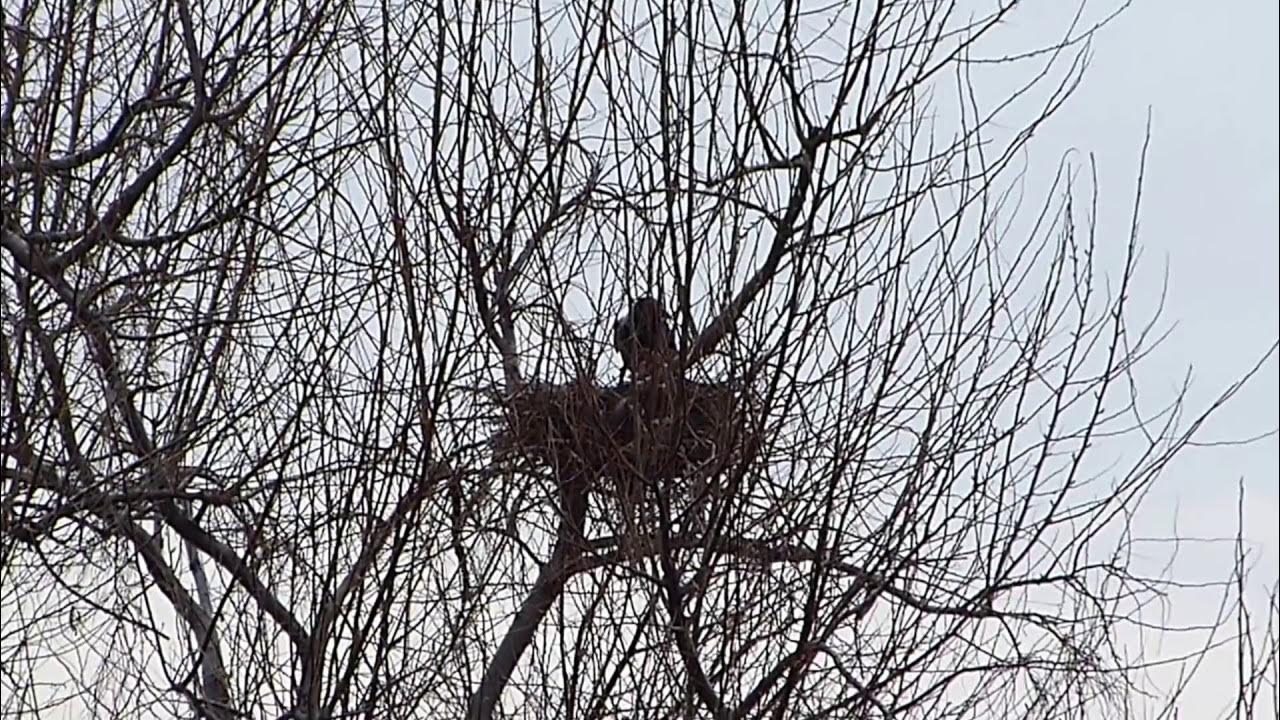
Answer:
(613, 297, 674, 375)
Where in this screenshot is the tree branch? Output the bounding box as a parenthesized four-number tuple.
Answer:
(467, 476, 589, 720)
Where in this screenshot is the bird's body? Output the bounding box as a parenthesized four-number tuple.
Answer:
(613, 297, 674, 376)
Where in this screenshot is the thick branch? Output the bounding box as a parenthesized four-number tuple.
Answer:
(458, 224, 523, 391)
(467, 478, 589, 720)
(157, 501, 311, 653)
(685, 115, 878, 368)
(116, 514, 235, 720)
(305, 464, 450, 717)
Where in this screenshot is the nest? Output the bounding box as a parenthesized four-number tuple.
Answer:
(492, 373, 754, 492)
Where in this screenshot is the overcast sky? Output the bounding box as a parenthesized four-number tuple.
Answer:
(1048, 2, 1278, 556)
(6, 2, 1272, 717)
(1002, 1, 1278, 715)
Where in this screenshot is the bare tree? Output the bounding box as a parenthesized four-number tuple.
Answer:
(2, 0, 1275, 719)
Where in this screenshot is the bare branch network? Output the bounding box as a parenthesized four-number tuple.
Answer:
(1, 0, 1276, 719)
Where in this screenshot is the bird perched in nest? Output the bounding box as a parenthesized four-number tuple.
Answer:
(613, 297, 675, 377)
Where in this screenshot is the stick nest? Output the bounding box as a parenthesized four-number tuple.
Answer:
(492, 373, 755, 490)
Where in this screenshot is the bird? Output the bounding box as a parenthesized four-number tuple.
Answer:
(612, 297, 675, 376)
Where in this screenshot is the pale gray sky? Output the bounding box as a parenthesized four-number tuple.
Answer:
(1049, 3, 1278, 557)
(1001, 1, 1278, 715)
(5, 2, 1272, 717)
